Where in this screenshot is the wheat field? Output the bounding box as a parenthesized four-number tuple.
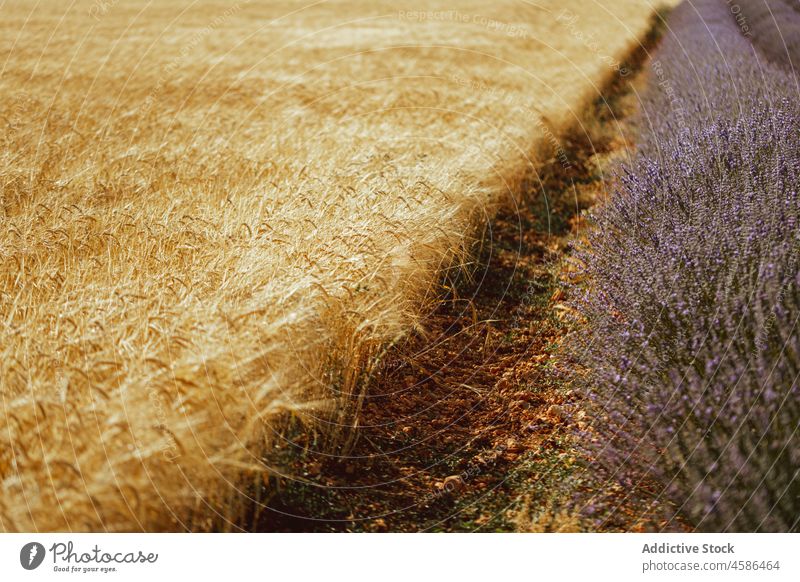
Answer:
(1, 0, 661, 531)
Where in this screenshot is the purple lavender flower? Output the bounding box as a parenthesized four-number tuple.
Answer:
(571, 0, 800, 532)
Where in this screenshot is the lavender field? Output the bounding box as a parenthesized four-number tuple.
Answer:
(573, 0, 800, 531)
(1, 0, 798, 541)
(737, 0, 800, 67)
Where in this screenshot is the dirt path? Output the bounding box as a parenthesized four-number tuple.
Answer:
(250, 21, 673, 533)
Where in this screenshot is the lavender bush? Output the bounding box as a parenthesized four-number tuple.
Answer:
(573, 0, 800, 532)
(736, 0, 800, 68)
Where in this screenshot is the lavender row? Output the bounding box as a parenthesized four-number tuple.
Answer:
(736, 0, 800, 69)
(571, 0, 800, 531)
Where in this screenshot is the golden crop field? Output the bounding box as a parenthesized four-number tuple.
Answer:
(1, 0, 661, 531)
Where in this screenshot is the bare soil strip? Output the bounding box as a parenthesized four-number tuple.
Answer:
(252, 20, 671, 532)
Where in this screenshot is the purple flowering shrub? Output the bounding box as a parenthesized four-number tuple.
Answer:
(573, 0, 800, 531)
(635, 0, 795, 159)
(736, 0, 800, 68)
